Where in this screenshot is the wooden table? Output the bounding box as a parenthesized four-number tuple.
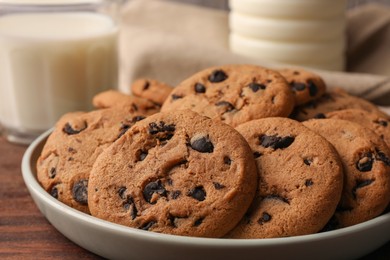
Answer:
(1, 135, 389, 259)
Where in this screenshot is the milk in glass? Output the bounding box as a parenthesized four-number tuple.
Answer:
(0, 10, 117, 144)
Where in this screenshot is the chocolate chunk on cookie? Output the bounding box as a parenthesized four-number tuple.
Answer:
(88, 110, 258, 238)
(161, 64, 295, 127)
(278, 68, 326, 106)
(37, 106, 148, 213)
(131, 78, 173, 106)
(227, 117, 343, 238)
(291, 88, 388, 121)
(325, 108, 390, 148)
(304, 119, 390, 228)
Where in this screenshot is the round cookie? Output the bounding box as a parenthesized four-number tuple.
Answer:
(227, 117, 343, 238)
(325, 108, 390, 148)
(131, 78, 173, 106)
(303, 118, 390, 229)
(37, 106, 148, 213)
(291, 88, 387, 121)
(161, 64, 295, 127)
(92, 89, 160, 115)
(88, 110, 258, 238)
(278, 68, 326, 105)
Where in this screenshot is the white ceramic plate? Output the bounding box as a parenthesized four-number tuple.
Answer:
(22, 130, 390, 260)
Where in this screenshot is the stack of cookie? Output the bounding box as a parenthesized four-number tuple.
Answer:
(228, 0, 347, 71)
(37, 64, 390, 239)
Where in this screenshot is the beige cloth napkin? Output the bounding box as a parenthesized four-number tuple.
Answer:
(119, 0, 390, 106)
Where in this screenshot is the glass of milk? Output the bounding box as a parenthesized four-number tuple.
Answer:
(0, 0, 120, 144)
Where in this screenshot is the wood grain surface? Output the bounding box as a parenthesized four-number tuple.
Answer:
(0, 135, 389, 259)
(0, 136, 102, 259)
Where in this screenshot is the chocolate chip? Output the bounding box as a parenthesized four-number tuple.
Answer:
(49, 167, 56, 179)
(253, 151, 262, 158)
(303, 158, 312, 165)
(291, 82, 306, 91)
(168, 214, 177, 227)
(143, 180, 167, 204)
(215, 101, 235, 112)
(138, 150, 148, 161)
(171, 190, 181, 200)
(374, 119, 388, 127)
(123, 196, 138, 220)
(139, 221, 156, 231)
(356, 152, 374, 172)
(131, 103, 138, 111)
(248, 82, 266, 92)
(307, 80, 318, 96)
(314, 113, 326, 119)
(118, 116, 146, 139)
(376, 148, 390, 166)
(190, 135, 214, 153)
(188, 186, 206, 201)
(118, 125, 130, 139)
(143, 81, 150, 90)
(260, 135, 295, 150)
(213, 182, 225, 190)
(194, 83, 206, 93)
(293, 71, 300, 75)
(72, 180, 88, 205)
(305, 179, 314, 186)
(258, 212, 272, 225)
(148, 121, 176, 135)
(171, 94, 183, 100)
(50, 185, 59, 199)
(118, 186, 127, 199)
(67, 147, 75, 153)
(63, 122, 87, 135)
(208, 69, 228, 83)
(352, 179, 374, 199)
(132, 115, 146, 122)
(223, 156, 231, 165)
(194, 217, 204, 226)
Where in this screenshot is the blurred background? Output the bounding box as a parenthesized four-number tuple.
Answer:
(167, 0, 390, 9)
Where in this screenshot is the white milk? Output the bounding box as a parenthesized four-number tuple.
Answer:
(0, 12, 117, 140)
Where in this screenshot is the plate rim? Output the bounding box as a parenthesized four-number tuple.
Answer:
(21, 128, 390, 248)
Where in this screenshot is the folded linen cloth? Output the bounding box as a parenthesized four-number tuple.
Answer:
(118, 0, 390, 106)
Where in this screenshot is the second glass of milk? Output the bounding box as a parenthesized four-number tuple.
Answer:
(0, 0, 119, 144)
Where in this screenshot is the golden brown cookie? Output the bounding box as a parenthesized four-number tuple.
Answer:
(278, 68, 326, 105)
(161, 64, 295, 127)
(228, 117, 343, 238)
(37, 106, 147, 213)
(325, 108, 390, 148)
(291, 88, 387, 121)
(303, 118, 390, 229)
(131, 78, 173, 106)
(88, 110, 258, 238)
(92, 89, 160, 115)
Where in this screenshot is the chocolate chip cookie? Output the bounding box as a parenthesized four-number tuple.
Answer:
(131, 78, 173, 106)
(161, 64, 295, 127)
(227, 117, 343, 238)
(88, 110, 258, 237)
(278, 68, 326, 105)
(303, 118, 390, 229)
(325, 108, 390, 148)
(37, 106, 147, 213)
(92, 89, 160, 115)
(291, 88, 387, 121)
